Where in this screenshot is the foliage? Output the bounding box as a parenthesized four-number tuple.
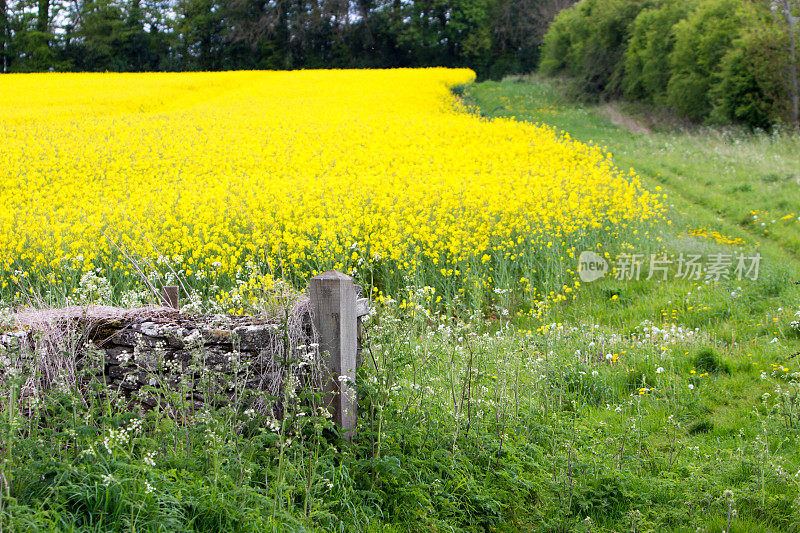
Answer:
(541, 0, 800, 129)
(622, 0, 692, 103)
(710, 21, 794, 128)
(665, 0, 755, 121)
(0, 0, 578, 79)
(540, 0, 655, 99)
(538, 3, 589, 77)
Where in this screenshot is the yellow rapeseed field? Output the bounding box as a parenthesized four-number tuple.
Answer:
(0, 69, 662, 309)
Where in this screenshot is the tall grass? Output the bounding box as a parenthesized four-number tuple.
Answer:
(2, 277, 800, 530)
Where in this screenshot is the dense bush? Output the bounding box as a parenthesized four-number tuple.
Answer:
(665, 0, 756, 121)
(711, 22, 793, 128)
(540, 0, 799, 129)
(540, 0, 655, 98)
(622, 0, 692, 103)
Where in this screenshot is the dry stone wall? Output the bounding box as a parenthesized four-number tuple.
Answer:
(1, 305, 319, 413)
(1, 271, 366, 430)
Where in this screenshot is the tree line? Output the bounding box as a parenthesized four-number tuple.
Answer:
(540, 0, 800, 129)
(0, 0, 574, 78)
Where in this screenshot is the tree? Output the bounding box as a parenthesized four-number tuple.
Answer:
(772, 0, 800, 128)
(1, 0, 8, 72)
(540, 0, 656, 98)
(666, 0, 751, 120)
(493, 0, 575, 74)
(175, 0, 226, 69)
(623, 0, 692, 103)
(36, 0, 47, 32)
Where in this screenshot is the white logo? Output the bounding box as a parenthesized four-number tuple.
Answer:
(578, 251, 608, 282)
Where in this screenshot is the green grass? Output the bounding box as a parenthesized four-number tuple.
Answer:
(2, 75, 800, 531)
(460, 74, 800, 530)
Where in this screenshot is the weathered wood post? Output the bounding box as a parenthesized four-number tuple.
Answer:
(309, 271, 359, 437)
(160, 286, 179, 309)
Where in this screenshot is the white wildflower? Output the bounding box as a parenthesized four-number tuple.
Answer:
(142, 451, 156, 467)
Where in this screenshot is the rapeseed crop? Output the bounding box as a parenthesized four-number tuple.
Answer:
(0, 69, 662, 310)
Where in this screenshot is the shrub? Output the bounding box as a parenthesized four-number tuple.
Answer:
(540, 0, 655, 98)
(539, 3, 591, 76)
(543, 0, 793, 128)
(665, 0, 755, 121)
(710, 20, 793, 129)
(622, 0, 694, 103)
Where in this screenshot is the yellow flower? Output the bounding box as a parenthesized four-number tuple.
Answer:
(0, 69, 662, 305)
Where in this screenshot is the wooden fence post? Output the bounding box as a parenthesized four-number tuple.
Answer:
(160, 286, 179, 309)
(309, 271, 358, 437)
